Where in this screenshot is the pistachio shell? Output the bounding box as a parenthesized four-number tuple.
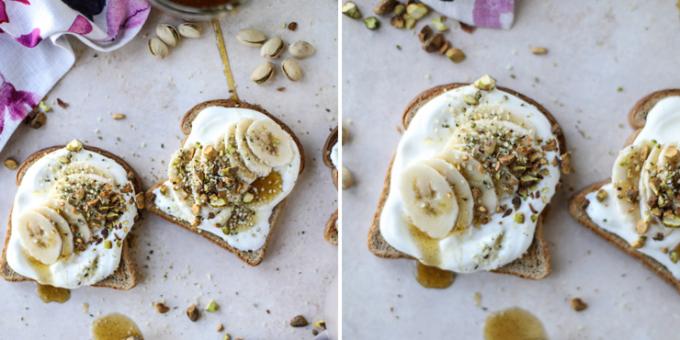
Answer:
(250, 62, 275, 84)
(281, 58, 303, 81)
(148, 37, 169, 58)
(177, 22, 202, 39)
(236, 29, 267, 47)
(156, 24, 179, 47)
(260, 37, 285, 59)
(288, 41, 316, 59)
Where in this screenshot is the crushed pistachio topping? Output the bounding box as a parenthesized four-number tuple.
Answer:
(595, 189, 608, 202)
(473, 75, 496, 91)
(66, 139, 83, 152)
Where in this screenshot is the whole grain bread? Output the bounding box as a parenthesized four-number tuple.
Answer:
(0, 145, 141, 290)
(368, 83, 567, 280)
(569, 89, 680, 293)
(145, 99, 305, 266)
(322, 127, 339, 245)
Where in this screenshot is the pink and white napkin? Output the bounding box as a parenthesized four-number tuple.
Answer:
(0, 0, 151, 151)
(420, 0, 515, 29)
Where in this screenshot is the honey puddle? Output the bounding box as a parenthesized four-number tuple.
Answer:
(36, 284, 70, 303)
(415, 262, 455, 289)
(92, 313, 144, 340)
(248, 170, 283, 204)
(484, 307, 548, 340)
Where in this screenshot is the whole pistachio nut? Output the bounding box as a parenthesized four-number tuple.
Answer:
(251, 62, 275, 84)
(423, 33, 445, 53)
(374, 0, 398, 15)
(288, 40, 316, 59)
(364, 16, 380, 30)
(148, 37, 169, 58)
(177, 22, 202, 39)
(418, 25, 433, 43)
(342, 1, 362, 19)
(404, 15, 417, 29)
(236, 29, 267, 47)
(260, 37, 285, 59)
(281, 58, 303, 81)
(156, 24, 179, 47)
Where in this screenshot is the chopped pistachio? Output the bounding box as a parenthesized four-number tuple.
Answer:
(242, 193, 254, 203)
(635, 220, 649, 235)
(671, 251, 679, 263)
(406, 3, 429, 20)
(631, 236, 646, 249)
(342, 1, 362, 19)
(404, 16, 417, 29)
(205, 300, 219, 312)
(186, 304, 200, 322)
(463, 94, 479, 105)
(431, 16, 448, 32)
(313, 320, 327, 330)
(154, 302, 170, 314)
(595, 189, 608, 202)
(364, 16, 380, 30)
(216, 323, 225, 332)
(66, 139, 83, 152)
(38, 100, 52, 113)
(103, 240, 112, 249)
(445, 47, 466, 63)
(530, 214, 538, 223)
(3, 158, 18, 170)
(111, 113, 127, 120)
(473, 74, 496, 91)
(531, 46, 548, 55)
(290, 314, 308, 327)
(390, 15, 405, 29)
(570, 297, 587, 312)
(514, 212, 525, 224)
(373, 0, 398, 15)
(393, 3, 405, 15)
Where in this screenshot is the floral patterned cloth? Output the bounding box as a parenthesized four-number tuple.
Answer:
(420, 0, 515, 29)
(0, 0, 150, 151)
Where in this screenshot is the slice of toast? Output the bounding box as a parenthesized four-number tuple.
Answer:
(368, 83, 567, 280)
(569, 89, 680, 292)
(145, 99, 305, 266)
(0, 145, 141, 290)
(322, 127, 339, 245)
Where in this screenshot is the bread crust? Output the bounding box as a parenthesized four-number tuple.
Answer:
(322, 127, 339, 245)
(0, 145, 141, 290)
(145, 99, 305, 266)
(368, 82, 567, 280)
(570, 89, 680, 293)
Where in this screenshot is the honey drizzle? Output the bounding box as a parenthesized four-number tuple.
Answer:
(92, 313, 143, 340)
(407, 224, 441, 266)
(415, 262, 455, 289)
(36, 284, 70, 304)
(248, 171, 283, 205)
(408, 224, 456, 289)
(211, 18, 239, 102)
(484, 307, 547, 340)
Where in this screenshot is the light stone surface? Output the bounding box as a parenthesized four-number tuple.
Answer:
(343, 1, 680, 339)
(0, 1, 338, 339)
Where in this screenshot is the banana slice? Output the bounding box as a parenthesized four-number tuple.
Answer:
(612, 141, 654, 215)
(245, 119, 294, 167)
(16, 211, 62, 265)
(225, 123, 259, 184)
(439, 150, 498, 213)
(51, 201, 92, 242)
(423, 159, 474, 232)
(399, 162, 458, 239)
(34, 206, 73, 258)
(235, 119, 272, 176)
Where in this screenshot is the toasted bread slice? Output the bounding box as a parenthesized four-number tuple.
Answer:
(368, 83, 567, 280)
(0, 145, 141, 290)
(145, 99, 305, 266)
(322, 127, 339, 245)
(569, 89, 680, 292)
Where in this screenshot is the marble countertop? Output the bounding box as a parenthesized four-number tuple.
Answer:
(0, 1, 337, 339)
(342, 1, 680, 339)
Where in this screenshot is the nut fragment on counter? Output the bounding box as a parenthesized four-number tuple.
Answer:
(3, 158, 18, 170)
(406, 3, 429, 20)
(364, 16, 380, 30)
(289, 41, 316, 59)
(290, 314, 309, 327)
(446, 47, 466, 63)
(423, 33, 445, 53)
(156, 24, 179, 47)
(570, 297, 588, 312)
(281, 59, 303, 81)
(236, 29, 267, 47)
(342, 1, 362, 19)
(341, 165, 353, 189)
(178, 22, 202, 39)
(374, 0, 398, 15)
(251, 62, 275, 84)
(260, 37, 285, 59)
(154, 302, 170, 314)
(186, 304, 200, 322)
(205, 300, 220, 312)
(531, 46, 548, 55)
(112, 113, 127, 120)
(431, 16, 448, 32)
(27, 111, 47, 129)
(148, 37, 169, 58)
(287, 22, 298, 31)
